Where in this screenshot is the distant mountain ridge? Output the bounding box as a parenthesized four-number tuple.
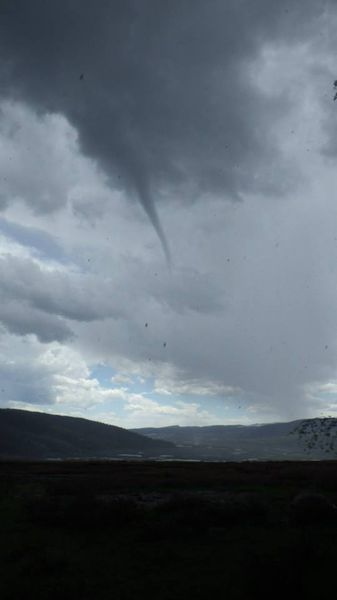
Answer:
(2, 410, 335, 461)
(134, 421, 304, 442)
(132, 420, 335, 460)
(0, 409, 174, 459)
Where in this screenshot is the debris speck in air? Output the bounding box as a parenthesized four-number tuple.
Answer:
(145, 323, 148, 327)
(80, 73, 84, 80)
(325, 345, 329, 350)
(163, 342, 167, 348)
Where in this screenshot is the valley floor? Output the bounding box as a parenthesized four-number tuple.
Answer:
(1, 460, 337, 599)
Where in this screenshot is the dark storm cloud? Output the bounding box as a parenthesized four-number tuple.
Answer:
(0, 0, 327, 257)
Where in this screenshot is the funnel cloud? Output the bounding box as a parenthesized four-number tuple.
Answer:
(0, 0, 327, 257)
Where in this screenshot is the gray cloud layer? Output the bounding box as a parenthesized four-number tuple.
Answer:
(0, 0, 328, 257)
(0, 217, 66, 261)
(0, 254, 128, 330)
(0, 1, 337, 424)
(0, 360, 55, 405)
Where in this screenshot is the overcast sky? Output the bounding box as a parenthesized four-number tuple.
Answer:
(1, 0, 337, 427)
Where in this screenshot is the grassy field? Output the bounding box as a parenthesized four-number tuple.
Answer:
(1, 460, 337, 599)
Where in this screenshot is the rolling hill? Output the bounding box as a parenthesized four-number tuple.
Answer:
(0, 409, 174, 459)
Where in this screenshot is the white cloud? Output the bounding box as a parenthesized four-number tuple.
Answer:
(0, 99, 107, 215)
(123, 394, 218, 428)
(54, 375, 126, 409)
(110, 373, 134, 386)
(154, 378, 240, 397)
(315, 382, 337, 394)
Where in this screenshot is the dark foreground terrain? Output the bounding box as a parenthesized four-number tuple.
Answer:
(1, 460, 337, 599)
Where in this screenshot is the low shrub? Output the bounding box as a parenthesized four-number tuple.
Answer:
(289, 492, 337, 526)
